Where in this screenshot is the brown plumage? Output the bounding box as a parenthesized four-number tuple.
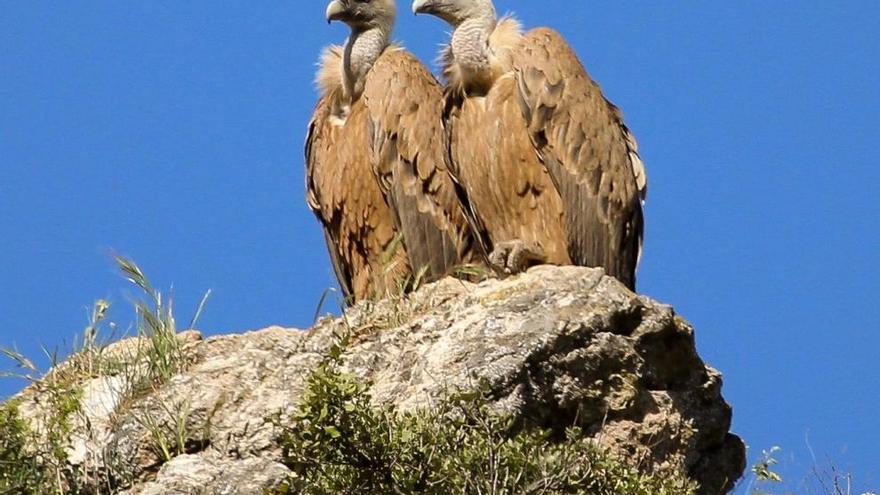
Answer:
(514, 28, 646, 289)
(364, 48, 483, 283)
(306, 47, 409, 301)
(306, 0, 481, 301)
(442, 17, 571, 273)
(413, 0, 647, 290)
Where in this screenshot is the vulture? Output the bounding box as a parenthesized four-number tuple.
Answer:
(412, 0, 647, 290)
(306, 0, 481, 301)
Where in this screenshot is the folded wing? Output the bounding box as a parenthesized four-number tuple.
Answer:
(512, 28, 646, 289)
(364, 48, 486, 279)
(305, 48, 411, 301)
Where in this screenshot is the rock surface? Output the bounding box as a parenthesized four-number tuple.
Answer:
(11, 266, 745, 494)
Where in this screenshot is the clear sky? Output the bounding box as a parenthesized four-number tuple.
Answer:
(1, 1, 877, 491)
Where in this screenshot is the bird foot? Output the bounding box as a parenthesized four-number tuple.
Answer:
(489, 240, 547, 275)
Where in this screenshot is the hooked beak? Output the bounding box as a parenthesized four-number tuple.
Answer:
(326, 0, 346, 24)
(412, 0, 434, 15)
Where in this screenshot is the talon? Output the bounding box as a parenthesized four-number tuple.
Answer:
(490, 240, 547, 275)
(488, 243, 511, 274)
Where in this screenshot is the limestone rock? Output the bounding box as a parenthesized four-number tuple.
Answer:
(9, 266, 745, 494)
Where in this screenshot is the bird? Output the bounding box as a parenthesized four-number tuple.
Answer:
(306, 0, 482, 302)
(412, 0, 647, 290)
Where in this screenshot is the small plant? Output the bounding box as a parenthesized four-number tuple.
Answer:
(274, 333, 694, 495)
(138, 399, 194, 463)
(115, 255, 190, 389)
(0, 256, 202, 494)
(0, 381, 83, 494)
(0, 330, 90, 495)
(753, 447, 784, 483)
(0, 399, 50, 494)
(740, 446, 876, 495)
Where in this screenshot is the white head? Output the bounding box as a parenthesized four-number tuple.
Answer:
(326, 0, 397, 32)
(411, 0, 496, 27)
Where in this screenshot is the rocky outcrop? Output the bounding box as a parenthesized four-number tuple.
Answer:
(10, 266, 745, 494)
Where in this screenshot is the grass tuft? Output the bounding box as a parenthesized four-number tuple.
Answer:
(0, 256, 200, 494)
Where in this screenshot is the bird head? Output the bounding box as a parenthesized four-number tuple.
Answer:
(326, 0, 397, 31)
(411, 0, 495, 26)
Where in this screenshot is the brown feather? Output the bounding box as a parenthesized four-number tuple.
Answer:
(439, 17, 646, 289)
(447, 75, 570, 266)
(512, 28, 645, 289)
(442, 17, 569, 271)
(307, 41, 486, 301)
(305, 48, 411, 301)
(364, 48, 486, 278)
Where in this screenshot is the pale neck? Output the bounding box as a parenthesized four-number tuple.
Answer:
(451, 16, 497, 88)
(343, 27, 389, 101)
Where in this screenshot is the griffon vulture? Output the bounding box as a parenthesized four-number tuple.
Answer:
(412, 0, 647, 290)
(306, 0, 481, 301)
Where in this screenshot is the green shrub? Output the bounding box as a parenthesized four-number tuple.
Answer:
(0, 386, 83, 495)
(0, 399, 46, 494)
(274, 336, 695, 495)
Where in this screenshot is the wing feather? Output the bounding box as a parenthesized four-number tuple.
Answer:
(446, 75, 571, 267)
(305, 52, 411, 301)
(363, 48, 485, 279)
(512, 28, 645, 289)
(305, 100, 354, 299)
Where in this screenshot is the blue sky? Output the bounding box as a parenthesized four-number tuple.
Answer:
(1, 1, 877, 491)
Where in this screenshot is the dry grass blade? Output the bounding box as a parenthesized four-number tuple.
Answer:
(115, 254, 156, 301)
(189, 289, 212, 330)
(312, 287, 340, 324)
(454, 264, 491, 279)
(381, 233, 405, 265)
(411, 265, 430, 292)
(1, 348, 38, 374)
